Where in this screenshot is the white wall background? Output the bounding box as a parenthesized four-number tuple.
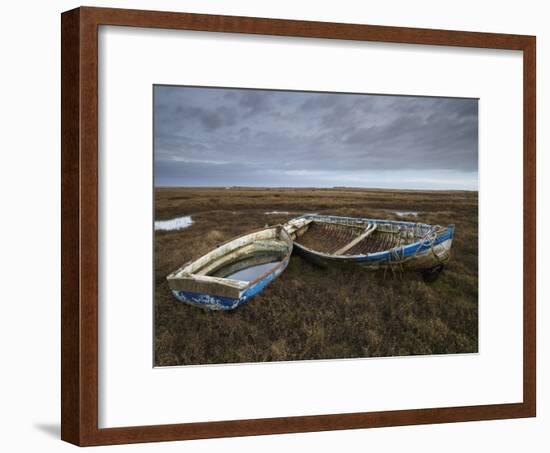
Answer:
(0, 0, 546, 451)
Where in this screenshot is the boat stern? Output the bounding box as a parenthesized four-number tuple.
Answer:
(170, 253, 291, 310)
(170, 289, 244, 310)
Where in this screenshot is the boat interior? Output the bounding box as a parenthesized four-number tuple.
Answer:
(289, 217, 438, 256)
(171, 227, 292, 282)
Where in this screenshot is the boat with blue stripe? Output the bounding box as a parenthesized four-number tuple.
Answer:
(168, 215, 454, 310)
(167, 226, 293, 310)
(284, 214, 454, 278)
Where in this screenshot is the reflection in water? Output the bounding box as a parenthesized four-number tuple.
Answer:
(222, 261, 281, 282)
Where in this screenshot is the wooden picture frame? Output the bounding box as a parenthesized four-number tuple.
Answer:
(61, 6, 536, 446)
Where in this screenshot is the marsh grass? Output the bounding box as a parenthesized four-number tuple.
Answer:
(154, 187, 478, 366)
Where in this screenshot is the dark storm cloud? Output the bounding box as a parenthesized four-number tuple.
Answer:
(238, 90, 272, 117)
(154, 86, 478, 189)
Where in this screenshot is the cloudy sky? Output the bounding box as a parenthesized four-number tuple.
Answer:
(154, 86, 478, 190)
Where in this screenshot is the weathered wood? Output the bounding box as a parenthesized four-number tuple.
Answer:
(286, 215, 456, 271)
(167, 274, 247, 299)
(283, 217, 312, 238)
(195, 241, 287, 276)
(167, 226, 293, 306)
(334, 224, 377, 255)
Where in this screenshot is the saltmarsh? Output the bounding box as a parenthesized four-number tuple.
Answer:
(154, 187, 478, 366)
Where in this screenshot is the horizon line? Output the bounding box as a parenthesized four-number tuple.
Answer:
(154, 185, 479, 192)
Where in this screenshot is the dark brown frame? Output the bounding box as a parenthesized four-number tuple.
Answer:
(61, 6, 536, 446)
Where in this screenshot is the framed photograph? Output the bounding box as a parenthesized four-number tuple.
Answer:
(61, 6, 536, 446)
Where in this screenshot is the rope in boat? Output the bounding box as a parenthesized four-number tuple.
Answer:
(384, 223, 449, 277)
(415, 225, 450, 265)
(385, 243, 406, 278)
(303, 217, 450, 276)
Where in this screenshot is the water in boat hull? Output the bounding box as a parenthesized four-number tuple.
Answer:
(167, 226, 293, 310)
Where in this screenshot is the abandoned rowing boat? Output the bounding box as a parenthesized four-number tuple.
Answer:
(284, 214, 454, 277)
(167, 226, 293, 310)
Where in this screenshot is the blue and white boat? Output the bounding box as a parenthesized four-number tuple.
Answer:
(167, 226, 293, 310)
(284, 214, 454, 278)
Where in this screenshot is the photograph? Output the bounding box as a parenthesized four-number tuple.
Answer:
(153, 85, 479, 366)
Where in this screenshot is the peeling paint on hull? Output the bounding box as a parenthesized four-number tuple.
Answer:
(285, 214, 455, 272)
(167, 226, 293, 310)
(171, 255, 290, 310)
(293, 237, 453, 270)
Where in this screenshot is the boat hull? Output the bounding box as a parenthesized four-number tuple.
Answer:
(293, 236, 453, 271)
(167, 226, 293, 310)
(171, 254, 290, 310)
(286, 215, 454, 272)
